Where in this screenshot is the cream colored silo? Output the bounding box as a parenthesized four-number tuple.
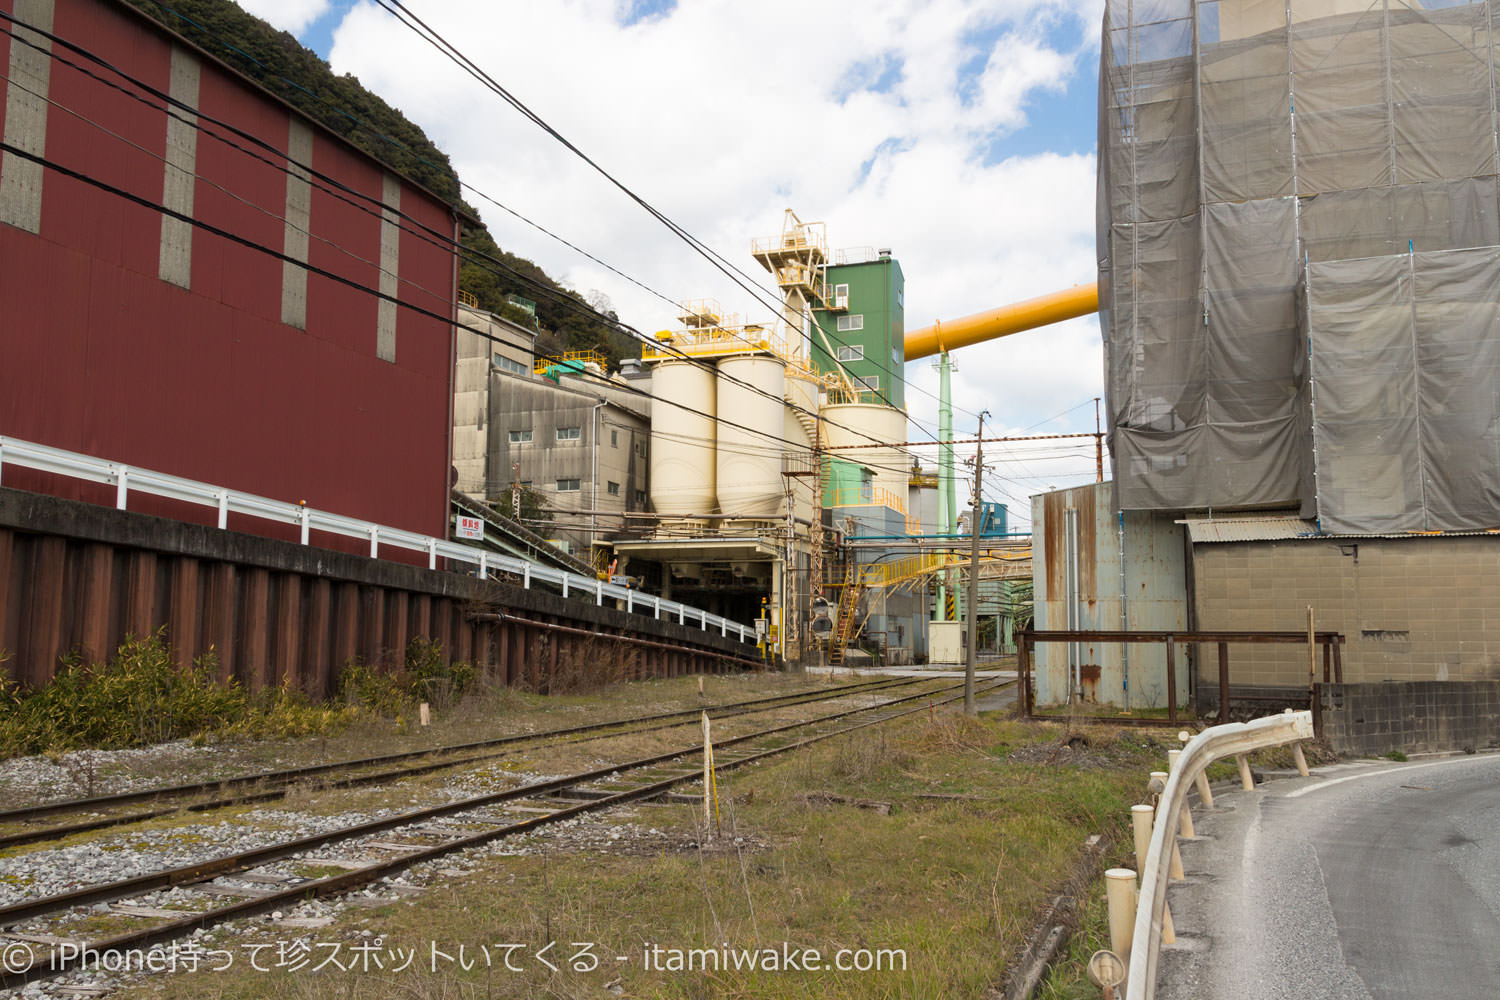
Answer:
(820, 402, 910, 500)
(649, 361, 717, 515)
(716, 355, 786, 518)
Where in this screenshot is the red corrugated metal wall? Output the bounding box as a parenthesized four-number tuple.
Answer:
(0, 0, 456, 544)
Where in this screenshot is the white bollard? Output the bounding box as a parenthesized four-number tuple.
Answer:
(419, 702, 430, 728)
(1129, 805, 1175, 945)
(1291, 741, 1310, 777)
(1236, 753, 1255, 791)
(1150, 773, 1186, 881)
(1131, 804, 1155, 872)
(1105, 869, 1138, 960)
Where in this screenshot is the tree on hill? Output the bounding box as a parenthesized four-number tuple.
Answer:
(124, 0, 642, 364)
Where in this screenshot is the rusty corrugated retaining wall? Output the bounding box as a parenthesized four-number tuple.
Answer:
(0, 488, 750, 695)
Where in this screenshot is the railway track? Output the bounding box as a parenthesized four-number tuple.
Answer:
(0, 677, 1007, 988)
(0, 674, 930, 850)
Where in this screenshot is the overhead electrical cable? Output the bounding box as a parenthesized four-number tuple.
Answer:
(0, 142, 924, 479)
(144, 0, 990, 431)
(0, 11, 936, 473)
(369, 0, 981, 428)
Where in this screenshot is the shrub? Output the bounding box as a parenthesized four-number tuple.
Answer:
(0, 634, 480, 757)
(336, 657, 406, 716)
(0, 630, 248, 755)
(404, 637, 475, 708)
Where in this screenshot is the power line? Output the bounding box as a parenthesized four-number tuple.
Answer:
(0, 138, 937, 481)
(370, 0, 982, 431)
(0, 10, 937, 475)
(123, 4, 980, 455)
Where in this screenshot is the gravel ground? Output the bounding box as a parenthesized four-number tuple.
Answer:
(0, 743, 227, 807)
(0, 749, 721, 999)
(0, 801, 705, 999)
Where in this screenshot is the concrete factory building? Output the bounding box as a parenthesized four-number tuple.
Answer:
(1035, 0, 1500, 709)
(452, 300, 650, 561)
(609, 213, 934, 664)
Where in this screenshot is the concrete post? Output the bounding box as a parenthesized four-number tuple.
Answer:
(1131, 804, 1155, 872)
(1131, 807, 1174, 942)
(1150, 773, 1185, 880)
(1236, 753, 1255, 790)
(1106, 869, 1138, 960)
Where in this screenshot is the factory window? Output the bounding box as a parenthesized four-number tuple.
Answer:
(635, 490, 647, 505)
(611, 429, 618, 447)
(494, 355, 528, 376)
(897, 289, 903, 307)
(557, 478, 580, 491)
(509, 429, 532, 443)
(608, 481, 620, 496)
(837, 314, 864, 332)
(833, 283, 849, 307)
(854, 375, 880, 391)
(837, 345, 864, 362)
(557, 426, 581, 441)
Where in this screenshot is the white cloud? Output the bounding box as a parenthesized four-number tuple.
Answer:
(326, 0, 1106, 515)
(235, 0, 332, 35)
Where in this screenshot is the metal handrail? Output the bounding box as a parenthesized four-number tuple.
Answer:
(1128, 710, 1315, 997)
(828, 485, 907, 514)
(0, 436, 754, 645)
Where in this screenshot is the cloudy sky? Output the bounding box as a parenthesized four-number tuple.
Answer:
(240, 0, 1107, 525)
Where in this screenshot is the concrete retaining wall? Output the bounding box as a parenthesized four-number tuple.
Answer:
(1317, 681, 1500, 755)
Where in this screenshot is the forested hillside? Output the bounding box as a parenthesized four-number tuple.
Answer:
(123, 0, 639, 364)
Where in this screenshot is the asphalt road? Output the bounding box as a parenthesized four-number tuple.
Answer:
(1157, 754, 1500, 1000)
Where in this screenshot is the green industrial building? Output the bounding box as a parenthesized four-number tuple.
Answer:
(810, 250, 905, 408)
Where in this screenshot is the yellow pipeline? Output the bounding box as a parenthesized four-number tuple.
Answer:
(904, 282, 1099, 361)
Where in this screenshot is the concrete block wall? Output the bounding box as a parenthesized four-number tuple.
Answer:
(1318, 681, 1500, 755)
(1192, 536, 1500, 689)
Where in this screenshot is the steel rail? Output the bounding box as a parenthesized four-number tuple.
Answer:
(0, 679, 1009, 988)
(0, 679, 994, 930)
(0, 676, 928, 847)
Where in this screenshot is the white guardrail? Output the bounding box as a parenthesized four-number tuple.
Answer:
(1123, 709, 1315, 998)
(0, 436, 754, 646)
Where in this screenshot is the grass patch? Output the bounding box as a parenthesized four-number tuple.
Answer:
(124, 711, 1160, 999)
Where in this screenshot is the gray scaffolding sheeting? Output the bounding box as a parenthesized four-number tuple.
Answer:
(1099, 0, 1500, 531)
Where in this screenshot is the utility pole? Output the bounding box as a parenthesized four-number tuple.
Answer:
(810, 412, 824, 666)
(938, 350, 957, 624)
(964, 410, 988, 714)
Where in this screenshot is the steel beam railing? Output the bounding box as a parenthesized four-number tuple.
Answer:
(1127, 710, 1315, 997)
(0, 436, 754, 645)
